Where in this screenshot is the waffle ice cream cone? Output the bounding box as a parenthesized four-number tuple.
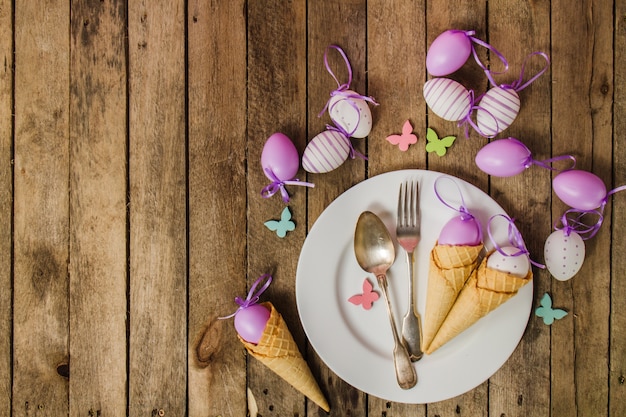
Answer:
(421, 243, 484, 353)
(238, 302, 330, 412)
(426, 257, 532, 354)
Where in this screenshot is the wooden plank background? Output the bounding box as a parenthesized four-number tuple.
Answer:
(0, 1, 624, 416)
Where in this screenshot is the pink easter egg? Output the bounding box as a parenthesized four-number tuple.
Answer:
(552, 170, 607, 210)
(423, 78, 472, 122)
(426, 30, 472, 76)
(302, 129, 351, 173)
(438, 214, 482, 246)
(476, 87, 521, 137)
(328, 90, 373, 138)
(475, 138, 531, 177)
(234, 303, 271, 344)
(261, 132, 300, 181)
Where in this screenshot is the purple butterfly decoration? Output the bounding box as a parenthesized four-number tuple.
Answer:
(348, 278, 380, 310)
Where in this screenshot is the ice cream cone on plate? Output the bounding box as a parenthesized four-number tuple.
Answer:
(421, 243, 484, 353)
(426, 257, 532, 354)
(239, 302, 330, 412)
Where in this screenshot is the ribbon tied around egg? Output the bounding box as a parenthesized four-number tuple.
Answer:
(433, 176, 482, 246)
(487, 214, 544, 269)
(219, 274, 273, 320)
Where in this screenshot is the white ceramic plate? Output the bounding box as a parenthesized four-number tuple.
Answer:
(296, 169, 533, 403)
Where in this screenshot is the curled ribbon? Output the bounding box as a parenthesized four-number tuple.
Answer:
(452, 30, 509, 86)
(554, 184, 626, 239)
(434, 176, 483, 237)
(219, 274, 273, 319)
(318, 44, 378, 136)
(500, 52, 550, 92)
(502, 137, 577, 171)
(487, 214, 545, 269)
(260, 168, 315, 203)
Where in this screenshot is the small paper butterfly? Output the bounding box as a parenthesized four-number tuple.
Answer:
(425, 127, 456, 156)
(348, 278, 379, 310)
(386, 120, 418, 151)
(535, 292, 568, 325)
(264, 206, 295, 238)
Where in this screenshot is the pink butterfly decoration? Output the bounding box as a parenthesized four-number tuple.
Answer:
(348, 278, 380, 310)
(385, 120, 418, 151)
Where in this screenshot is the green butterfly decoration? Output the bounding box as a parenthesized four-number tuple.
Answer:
(425, 127, 456, 156)
(264, 206, 296, 238)
(535, 292, 568, 325)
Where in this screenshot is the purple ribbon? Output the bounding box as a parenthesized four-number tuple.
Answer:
(500, 52, 550, 92)
(500, 137, 577, 171)
(318, 44, 379, 135)
(434, 176, 482, 237)
(487, 214, 545, 269)
(554, 184, 626, 239)
(451, 30, 509, 86)
(219, 274, 273, 319)
(260, 168, 315, 203)
(457, 89, 500, 138)
(325, 124, 368, 160)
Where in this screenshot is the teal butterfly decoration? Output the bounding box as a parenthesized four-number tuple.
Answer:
(535, 292, 568, 325)
(264, 206, 296, 238)
(425, 127, 456, 156)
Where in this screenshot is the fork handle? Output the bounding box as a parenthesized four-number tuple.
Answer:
(402, 251, 424, 361)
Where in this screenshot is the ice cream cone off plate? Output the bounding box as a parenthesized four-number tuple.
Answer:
(295, 170, 533, 403)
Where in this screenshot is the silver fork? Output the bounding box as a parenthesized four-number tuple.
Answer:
(396, 181, 423, 361)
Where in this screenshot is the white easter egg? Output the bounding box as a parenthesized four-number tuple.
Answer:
(328, 90, 373, 138)
(544, 229, 585, 281)
(476, 86, 521, 137)
(423, 78, 472, 122)
(486, 246, 530, 278)
(302, 129, 351, 173)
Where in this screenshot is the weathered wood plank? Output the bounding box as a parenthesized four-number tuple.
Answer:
(12, 1, 70, 415)
(0, 0, 12, 414)
(68, 1, 128, 416)
(247, 0, 310, 415)
(487, 1, 552, 416)
(187, 1, 247, 416)
(367, 1, 426, 414)
(425, 1, 488, 415)
(551, 0, 614, 416)
(127, 1, 187, 415)
(611, 3, 626, 416)
(305, 1, 368, 415)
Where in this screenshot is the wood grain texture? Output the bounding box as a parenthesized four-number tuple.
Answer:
(13, 1, 70, 416)
(551, 1, 614, 416)
(0, 0, 11, 415)
(187, 0, 247, 415)
(128, 1, 187, 415)
(611, 3, 626, 416)
(68, 2, 128, 416)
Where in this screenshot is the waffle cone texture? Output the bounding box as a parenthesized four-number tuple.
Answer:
(238, 302, 330, 412)
(426, 256, 532, 354)
(421, 243, 484, 353)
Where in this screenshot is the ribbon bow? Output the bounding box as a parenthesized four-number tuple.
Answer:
(219, 274, 273, 319)
(453, 30, 509, 86)
(260, 168, 315, 203)
(500, 52, 550, 92)
(434, 176, 480, 225)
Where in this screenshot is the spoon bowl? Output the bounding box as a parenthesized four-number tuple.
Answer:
(354, 211, 417, 389)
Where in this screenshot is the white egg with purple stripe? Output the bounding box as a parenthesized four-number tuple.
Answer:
(302, 129, 352, 173)
(476, 86, 521, 136)
(544, 229, 585, 281)
(423, 78, 472, 122)
(328, 90, 373, 138)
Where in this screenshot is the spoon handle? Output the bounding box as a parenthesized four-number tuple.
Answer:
(376, 274, 418, 389)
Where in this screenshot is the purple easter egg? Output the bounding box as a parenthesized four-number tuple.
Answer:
(261, 132, 300, 181)
(553, 170, 607, 211)
(426, 30, 473, 76)
(475, 138, 531, 177)
(234, 303, 271, 344)
(438, 214, 482, 246)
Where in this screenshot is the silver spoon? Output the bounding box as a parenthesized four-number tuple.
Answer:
(354, 211, 417, 389)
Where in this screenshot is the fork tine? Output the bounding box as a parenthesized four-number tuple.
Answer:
(397, 182, 405, 226)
